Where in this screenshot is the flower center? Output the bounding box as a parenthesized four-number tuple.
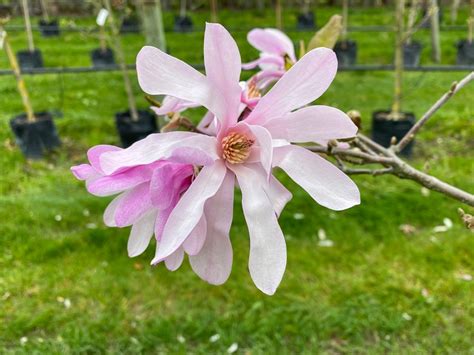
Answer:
(221, 132, 254, 164)
(247, 77, 261, 99)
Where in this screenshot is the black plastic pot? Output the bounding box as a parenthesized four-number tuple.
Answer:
(174, 15, 193, 32)
(16, 49, 43, 69)
(372, 111, 415, 156)
(334, 40, 357, 66)
(403, 41, 422, 67)
(120, 16, 140, 33)
(456, 40, 474, 65)
(38, 19, 60, 37)
(91, 48, 115, 67)
(115, 110, 158, 147)
(297, 12, 315, 30)
(9, 111, 61, 159)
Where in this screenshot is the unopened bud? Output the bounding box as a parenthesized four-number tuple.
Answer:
(390, 136, 397, 145)
(347, 110, 362, 129)
(458, 208, 474, 230)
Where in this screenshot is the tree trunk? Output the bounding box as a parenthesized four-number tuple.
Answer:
(103, 0, 139, 122)
(139, 0, 166, 51)
(21, 0, 35, 52)
(430, 0, 441, 63)
(390, 0, 404, 118)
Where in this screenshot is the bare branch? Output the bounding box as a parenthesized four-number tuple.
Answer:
(395, 72, 473, 153)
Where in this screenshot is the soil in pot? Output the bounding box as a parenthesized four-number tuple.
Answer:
(372, 110, 415, 156)
(115, 110, 158, 148)
(334, 40, 357, 66)
(120, 16, 140, 33)
(91, 47, 115, 67)
(297, 12, 315, 29)
(16, 49, 44, 69)
(9, 111, 61, 159)
(174, 15, 193, 32)
(403, 41, 422, 67)
(456, 40, 474, 65)
(38, 19, 60, 37)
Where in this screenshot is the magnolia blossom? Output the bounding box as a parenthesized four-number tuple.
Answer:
(95, 23, 360, 295)
(71, 145, 203, 271)
(243, 28, 297, 87)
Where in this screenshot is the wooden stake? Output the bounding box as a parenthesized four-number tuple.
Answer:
(39, 0, 50, 22)
(103, 0, 139, 122)
(21, 0, 35, 53)
(2, 29, 35, 122)
(276, 0, 282, 30)
(430, 0, 441, 63)
(342, 0, 348, 41)
(390, 0, 404, 118)
(138, 0, 166, 51)
(210, 0, 218, 22)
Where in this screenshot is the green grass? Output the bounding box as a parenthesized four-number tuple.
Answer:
(1, 7, 473, 354)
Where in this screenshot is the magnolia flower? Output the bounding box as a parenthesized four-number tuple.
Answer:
(97, 23, 360, 295)
(71, 145, 202, 271)
(243, 28, 297, 86)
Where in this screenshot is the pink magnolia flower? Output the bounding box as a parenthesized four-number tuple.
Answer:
(243, 28, 297, 86)
(71, 144, 206, 271)
(98, 23, 360, 295)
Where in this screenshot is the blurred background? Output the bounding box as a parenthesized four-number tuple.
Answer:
(0, 0, 473, 353)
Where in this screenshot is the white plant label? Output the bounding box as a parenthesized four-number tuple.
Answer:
(0, 30, 5, 50)
(96, 9, 109, 27)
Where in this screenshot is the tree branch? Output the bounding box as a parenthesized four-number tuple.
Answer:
(394, 72, 473, 153)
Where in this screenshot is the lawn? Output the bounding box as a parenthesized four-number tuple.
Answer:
(0, 6, 473, 354)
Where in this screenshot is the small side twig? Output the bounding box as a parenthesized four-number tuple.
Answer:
(395, 71, 473, 153)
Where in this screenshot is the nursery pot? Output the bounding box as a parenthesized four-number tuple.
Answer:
(297, 12, 315, 29)
(456, 40, 474, 65)
(371, 111, 415, 156)
(9, 111, 61, 159)
(38, 19, 60, 37)
(115, 110, 158, 148)
(334, 40, 357, 66)
(120, 16, 140, 33)
(174, 15, 193, 32)
(403, 41, 422, 67)
(16, 49, 44, 70)
(91, 47, 115, 67)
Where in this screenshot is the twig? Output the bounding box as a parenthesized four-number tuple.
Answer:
(395, 72, 473, 153)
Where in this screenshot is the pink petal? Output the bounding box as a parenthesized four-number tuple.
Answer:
(204, 23, 242, 130)
(151, 160, 227, 264)
(242, 55, 284, 70)
(154, 203, 174, 242)
(164, 247, 184, 271)
(151, 96, 200, 116)
(273, 145, 360, 211)
(87, 145, 122, 173)
(71, 164, 98, 181)
(103, 193, 126, 227)
(100, 132, 218, 175)
(127, 210, 156, 257)
(114, 183, 152, 227)
(183, 215, 207, 256)
(263, 105, 358, 143)
(136, 46, 213, 112)
(244, 123, 273, 178)
(189, 171, 234, 285)
(246, 48, 338, 125)
(231, 164, 287, 295)
(247, 28, 295, 62)
(149, 162, 193, 209)
(265, 176, 292, 217)
(87, 162, 164, 197)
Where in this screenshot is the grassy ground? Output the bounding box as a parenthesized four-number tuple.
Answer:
(1, 7, 473, 354)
